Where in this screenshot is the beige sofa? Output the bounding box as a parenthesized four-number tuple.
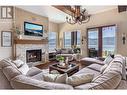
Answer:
(56, 48, 77, 61)
(0, 55, 126, 89)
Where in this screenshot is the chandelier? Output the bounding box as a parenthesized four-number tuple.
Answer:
(66, 6, 91, 25)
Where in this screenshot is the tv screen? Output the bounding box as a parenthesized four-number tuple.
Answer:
(24, 22, 43, 37)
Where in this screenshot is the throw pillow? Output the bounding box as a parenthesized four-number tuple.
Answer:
(61, 49, 69, 54)
(13, 59, 24, 68)
(43, 73, 67, 83)
(68, 49, 74, 54)
(103, 55, 113, 64)
(18, 63, 29, 75)
(66, 74, 94, 87)
(55, 49, 62, 54)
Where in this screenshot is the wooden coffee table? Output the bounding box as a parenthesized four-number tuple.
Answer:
(49, 63, 79, 76)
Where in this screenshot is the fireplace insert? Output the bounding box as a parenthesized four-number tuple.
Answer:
(26, 49, 42, 63)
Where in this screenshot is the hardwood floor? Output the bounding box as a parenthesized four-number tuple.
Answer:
(36, 61, 57, 69)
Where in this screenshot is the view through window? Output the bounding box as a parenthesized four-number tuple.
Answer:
(102, 26, 116, 57)
(64, 32, 71, 48)
(48, 32, 56, 51)
(88, 25, 116, 57)
(64, 31, 81, 48)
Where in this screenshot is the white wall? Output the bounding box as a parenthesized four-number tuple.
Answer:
(0, 19, 13, 60)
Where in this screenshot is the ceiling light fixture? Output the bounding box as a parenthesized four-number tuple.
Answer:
(66, 6, 91, 25)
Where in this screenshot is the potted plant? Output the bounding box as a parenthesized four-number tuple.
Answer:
(56, 55, 64, 62)
(11, 26, 23, 39)
(56, 56, 65, 65)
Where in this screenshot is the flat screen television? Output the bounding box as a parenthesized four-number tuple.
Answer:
(24, 22, 43, 37)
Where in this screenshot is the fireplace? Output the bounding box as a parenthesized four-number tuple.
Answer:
(26, 49, 42, 63)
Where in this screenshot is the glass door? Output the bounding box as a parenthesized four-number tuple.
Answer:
(88, 28, 99, 57)
(102, 26, 116, 57)
(87, 25, 116, 58)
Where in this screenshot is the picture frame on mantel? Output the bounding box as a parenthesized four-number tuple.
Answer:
(1, 31, 12, 47)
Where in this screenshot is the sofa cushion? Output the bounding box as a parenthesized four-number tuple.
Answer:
(114, 55, 126, 80)
(31, 72, 45, 81)
(92, 71, 121, 89)
(11, 75, 73, 89)
(66, 74, 94, 87)
(43, 73, 67, 84)
(75, 83, 98, 89)
(116, 80, 127, 89)
(38, 81, 74, 90)
(74, 67, 100, 78)
(0, 69, 12, 89)
(26, 67, 42, 77)
(11, 75, 73, 90)
(87, 63, 103, 72)
(80, 58, 104, 66)
(3, 66, 21, 81)
(75, 71, 121, 89)
(103, 60, 123, 75)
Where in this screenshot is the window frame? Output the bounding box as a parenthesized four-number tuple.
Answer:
(48, 31, 57, 51)
(87, 24, 117, 57)
(64, 31, 81, 48)
(64, 31, 72, 48)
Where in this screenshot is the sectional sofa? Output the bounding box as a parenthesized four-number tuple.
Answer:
(0, 55, 127, 89)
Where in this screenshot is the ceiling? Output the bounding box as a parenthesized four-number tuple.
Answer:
(16, 6, 117, 23)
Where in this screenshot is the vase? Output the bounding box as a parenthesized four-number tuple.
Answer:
(18, 35, 22, 39)
(59, 60, 64, 66)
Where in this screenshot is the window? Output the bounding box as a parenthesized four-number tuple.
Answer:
(64, 32, 71, 48)
(88, 29, 99, 57)
(48, 32, 57, 51)
(102, 26, 116, 57)
(64, 31, 81, 48)
(77, 31, 81, 47)
(88, 29, 99, 50)
(87, 25, 116, 57)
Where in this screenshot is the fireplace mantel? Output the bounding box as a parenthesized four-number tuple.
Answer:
(12, 38, 48, 60)
(14, 39, 48, 44)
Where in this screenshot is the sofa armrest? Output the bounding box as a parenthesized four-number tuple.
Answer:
(11, 75, 73, 89)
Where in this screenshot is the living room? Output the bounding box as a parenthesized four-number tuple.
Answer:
(0, 4, 127, 91)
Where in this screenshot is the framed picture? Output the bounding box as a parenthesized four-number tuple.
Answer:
(1, 31, 12, 47)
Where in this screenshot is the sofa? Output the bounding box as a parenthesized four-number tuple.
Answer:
(0, 55, 127, 89)
(56, 48, 77, 62)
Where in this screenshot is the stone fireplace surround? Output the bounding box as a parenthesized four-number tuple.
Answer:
(15, 43, 48, 67)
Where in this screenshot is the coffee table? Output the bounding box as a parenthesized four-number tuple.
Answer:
(49, 63, 79, 76)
